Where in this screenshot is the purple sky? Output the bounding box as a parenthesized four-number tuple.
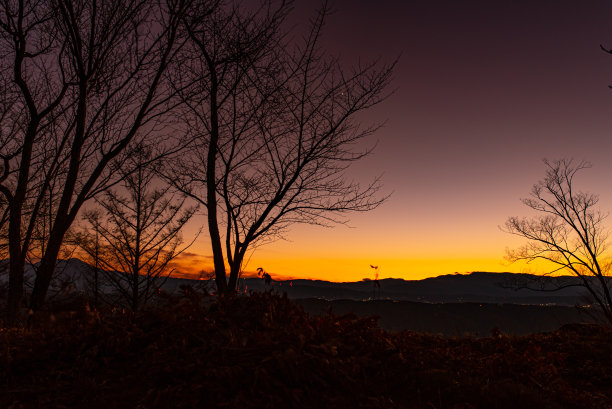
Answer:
(186, 0, 612, 281)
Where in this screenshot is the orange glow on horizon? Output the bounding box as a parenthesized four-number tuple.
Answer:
(166, 254, 561, 283)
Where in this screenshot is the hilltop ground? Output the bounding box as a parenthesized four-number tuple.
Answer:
(296, 298, 599, 336)
(1, 292, 611, 409)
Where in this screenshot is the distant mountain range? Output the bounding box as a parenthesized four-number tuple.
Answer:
(237, 271, 590, 305)
(0, 258, 592, 306)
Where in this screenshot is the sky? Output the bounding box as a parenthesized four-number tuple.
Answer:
(175, 0, 612, 282)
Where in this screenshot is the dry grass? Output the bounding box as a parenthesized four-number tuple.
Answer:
(1, 292, 611, 408)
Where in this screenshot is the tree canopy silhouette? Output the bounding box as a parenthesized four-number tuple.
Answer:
(0, 0, 395, 317)
(505, 159, 612, 324)
(0, 0, 194, 322)
(79, 146, 197, 311)
(167, 0, 395, 294)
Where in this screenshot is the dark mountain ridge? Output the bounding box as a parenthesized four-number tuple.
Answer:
(234, 271, 589, 305)
(1, 258, 590, 306)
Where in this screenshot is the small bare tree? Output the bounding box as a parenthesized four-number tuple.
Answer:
(505, 159, 612, 323)
(77, 215, 103, 308)
(79, 146, 197, 311)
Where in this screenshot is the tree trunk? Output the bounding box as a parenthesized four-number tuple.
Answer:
(7, 197, 26, 322)
(132, 267, 139, 311)
(7, 122, 39, 323)
(30, 74, 87, 311)
(7, 250, 25, 324)
(29, 227, 65, 311)
(133, 172, 142, 311)
(206, 74, 228, 294)
(93, 230, 99, 308)
(227, 251, 244, 292)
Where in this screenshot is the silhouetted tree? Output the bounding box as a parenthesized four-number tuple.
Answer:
(0, 0, 194, 322)
(0, 71, 14, 253)
(79, 146, 197, 311)
(168, 0, 394, 294)
(77, 212, 103, 308)
(505, 159, 612, 324)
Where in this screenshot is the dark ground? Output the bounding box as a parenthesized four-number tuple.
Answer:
(296, 298, 600, 336)
(1, 292, 611, 409)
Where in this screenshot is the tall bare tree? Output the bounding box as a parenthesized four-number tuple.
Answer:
(78, 213, 103, 308)
(79, 146, 197, 311)
(505, 159, 612, 324)
(0, 68, 16, 245)
(169, 0, 394, 293)
(0, 0, 196, 322)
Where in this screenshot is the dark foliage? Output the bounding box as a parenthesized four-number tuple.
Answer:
(1, 292, 611, 408)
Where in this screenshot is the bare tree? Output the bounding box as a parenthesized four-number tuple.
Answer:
(0, 68, 16, 245)
(169, 0, 394, 294)
(79, 146, 197, 311)
(0, 0, 196, 321)
(505, 159, 612, 324)
(77, 213, 103, 308)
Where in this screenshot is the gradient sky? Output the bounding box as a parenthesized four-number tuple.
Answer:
(176, 0, 612, 282)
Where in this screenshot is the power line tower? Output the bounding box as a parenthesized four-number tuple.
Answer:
(369, 265, 381, 300)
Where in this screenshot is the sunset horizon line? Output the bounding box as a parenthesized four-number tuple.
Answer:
(31, 257, 575, 284)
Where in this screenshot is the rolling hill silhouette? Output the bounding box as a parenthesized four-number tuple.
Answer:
(236, 271, 588, 305)
(0, 259, 590, 305)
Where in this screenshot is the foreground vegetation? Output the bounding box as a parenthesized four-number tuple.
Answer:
(1, 292, 611, 409)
